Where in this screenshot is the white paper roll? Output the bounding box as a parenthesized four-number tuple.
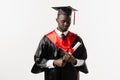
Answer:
(72, 42, 81, 51)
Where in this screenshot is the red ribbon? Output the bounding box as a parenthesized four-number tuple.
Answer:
(68, 48, 74, 54)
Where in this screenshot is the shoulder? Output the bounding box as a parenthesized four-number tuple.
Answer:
(69, 31, 76, 35)
(45, 30, 55, 36)
(68, 31, 78, 37)
(40, 30, 56, 42)
(69, 31, 83, 41)
(40, 30, 55, 40)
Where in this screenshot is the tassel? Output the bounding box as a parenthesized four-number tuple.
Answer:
(73, 11, 76, 25)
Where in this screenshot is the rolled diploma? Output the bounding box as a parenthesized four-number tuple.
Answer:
(69, 42, 81, 54)
(73, 42, 81, 51)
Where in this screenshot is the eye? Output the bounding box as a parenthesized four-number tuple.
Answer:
(61, 20, 65, 23)
(66, 21, 70, 24)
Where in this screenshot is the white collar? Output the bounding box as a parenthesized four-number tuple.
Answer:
(55, 28, 68, 37)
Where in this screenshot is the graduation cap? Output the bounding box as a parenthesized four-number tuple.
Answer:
(52, 6, 78, 25)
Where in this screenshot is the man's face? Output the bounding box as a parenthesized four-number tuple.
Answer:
(56, 14, 71, 32)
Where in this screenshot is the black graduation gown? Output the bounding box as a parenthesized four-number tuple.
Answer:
(31, 31, 88, 80)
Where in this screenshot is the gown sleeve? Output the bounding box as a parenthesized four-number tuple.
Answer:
(31, 36, 52, 73)
(72, 36, 88, 73)
(72, 36, 87, 60)
(34, 36, 50, 68)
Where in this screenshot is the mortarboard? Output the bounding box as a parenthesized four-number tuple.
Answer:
(52, 6, 78, 25)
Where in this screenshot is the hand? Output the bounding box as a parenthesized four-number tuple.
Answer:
(68, 55, 77, 65)
(62, 52, 71, 62)
(53, 58, 66, 67)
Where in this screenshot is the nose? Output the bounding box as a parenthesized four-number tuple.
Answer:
(64, 22, 70, 26)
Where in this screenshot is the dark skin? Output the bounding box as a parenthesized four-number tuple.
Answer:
(56, 14, 71, 32)
(53, 14, 77, 67)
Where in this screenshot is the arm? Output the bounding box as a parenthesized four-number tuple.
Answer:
(34, 36, 65, 68)
(62, 53, 85, 66)
(34, 36, 49, 68)
(46, 57, 67, 68)
(73, 36, 87, 67)
(64, 36, 87, 67)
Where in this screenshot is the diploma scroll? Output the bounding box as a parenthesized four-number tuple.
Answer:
(68, 42, 82, 54)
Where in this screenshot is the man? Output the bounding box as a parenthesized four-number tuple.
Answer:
(31, 6, 88, 80)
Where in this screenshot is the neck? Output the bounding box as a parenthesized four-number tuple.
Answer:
(57, 27, 67, 32)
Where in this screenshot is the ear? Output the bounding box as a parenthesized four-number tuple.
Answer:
(56, 18, 58, 22)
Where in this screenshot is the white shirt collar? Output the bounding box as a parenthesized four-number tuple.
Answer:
(55, 28, 68, 37)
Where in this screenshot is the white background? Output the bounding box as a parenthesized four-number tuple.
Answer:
(0, 0, 120, 80)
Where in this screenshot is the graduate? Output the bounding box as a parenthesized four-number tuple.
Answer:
(31, 6, 88, 80)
